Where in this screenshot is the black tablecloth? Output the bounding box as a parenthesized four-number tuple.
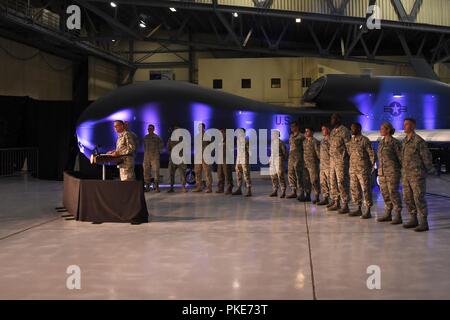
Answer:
(63, 171, 148, 223)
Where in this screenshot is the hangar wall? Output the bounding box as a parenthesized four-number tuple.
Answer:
(198, 57, 415, 106)
(0, 37, 73, 100)
(88, 57, 118, 101)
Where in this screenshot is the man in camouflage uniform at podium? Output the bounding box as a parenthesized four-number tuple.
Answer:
(111, 120, 137, 181)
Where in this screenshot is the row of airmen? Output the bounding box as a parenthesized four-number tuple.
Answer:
(110, 113, 434, 232)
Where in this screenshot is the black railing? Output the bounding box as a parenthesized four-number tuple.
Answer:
(0, 147, 38, 177)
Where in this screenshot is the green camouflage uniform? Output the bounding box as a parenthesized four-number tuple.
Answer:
(116, 131, 137, 181)
(320, 136, 331, 199)
(168, 138, 187, 187)
(401, 133, 433, 219)
(194, 134, 213, 190)
(287, 132, 305, 193)
(236, 138, 251, 189)
(303, 137, 321, 197)
(347, 134, 375, 208)
(377, 136, 402, 213)
(329, 125, 352, 205)
(217, 138, 234, 191)
(143, 133, 164, 185)
(270, 138, 287, 192)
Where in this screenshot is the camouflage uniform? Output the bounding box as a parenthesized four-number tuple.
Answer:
(194, 134, 213, 190)
(270, 138, 287, 193)
(402, 133, 433, 223)
(303, 137, 321, 197)
(143, 133, 164, 185)
(168, 138, 187, 187)
(319, 136, 331, 199)
(236, 138, 251, 189)
(378, 136, 402, 215)
(329, 125, 352, 205)
(287, 132, 305, 193)
(346, 134, 376, 208)
(217, 138, 233, 192)
(116, 131, 137, 181)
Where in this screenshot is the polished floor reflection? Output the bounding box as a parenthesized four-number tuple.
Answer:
(0, 174, 450, 299)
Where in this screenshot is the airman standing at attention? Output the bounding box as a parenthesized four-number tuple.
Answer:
(167, 125, 187, 193)
(216, 128, 234, 195)
(108, 120, 137, 181)
(233, 128, 252, 197)
(143, 124, 164, 192)
(401, 118, 434, 232)
(193, 123, 213, 193)
(377, 122, 403, 224)
(269, 130, 287, 198)
(286, 121, 306, 200)
(328, 113, 352, 213)
(302, 127, 321, 204)
(346, 123, 376, 219)
(318, 125, 331, 206)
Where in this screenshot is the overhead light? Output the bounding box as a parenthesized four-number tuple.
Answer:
(393, 93, 403, 98)
(233, 12, 239, 18)
(169, 7, 177, 12)
(110, 1, 117, 8)
(111, 39, 116, 42)
(139, 20, 146, 28)
(295, 18, 301, 23)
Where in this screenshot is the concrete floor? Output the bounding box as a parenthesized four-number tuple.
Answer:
(1, 174, 450, 300)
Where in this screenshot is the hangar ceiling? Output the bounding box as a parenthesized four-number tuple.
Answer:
(1, 0, 449, 78)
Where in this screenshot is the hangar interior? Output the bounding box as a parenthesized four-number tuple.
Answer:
(1, 0, 450, 299)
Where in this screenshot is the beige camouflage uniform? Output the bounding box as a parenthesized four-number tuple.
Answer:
(303, 137, 321, 197)
(401, 133, 433, 219)
(116, 131, 137, 181)
(236, 138, 251, 189)
(320, 136, 331, 199)
(143, 133, 164, 185)
(217, 138, 234, 192)
(194, 134, 213, 190)
(287, 132, 306, 193)
(378, 136, 402, 214)
(346, 134, 376, 208)
(168, 138, 187, 187)
(270, 138, 287, 193)
(329, 125, 352, 205)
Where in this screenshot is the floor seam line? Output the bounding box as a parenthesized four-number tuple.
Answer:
(0, 216, 60, 242)
(304, 201, 317, 300)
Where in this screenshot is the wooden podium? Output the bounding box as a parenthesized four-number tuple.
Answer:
(90, 154, 125, 180)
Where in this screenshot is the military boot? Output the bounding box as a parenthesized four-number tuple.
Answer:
(328, 200, 341, 211)
(155, 184, 160, 193)
(377, 209, 392, 222)
(297, 193, 307, 202)
(192, 186, 203, 192)
(403, 214, 419, 229)
(245, 187, 252, 197)
(361, 207, 372, 219)
(280, 190, 286, 198)
(317, 197, 329, 206)
(349, 206, 362, 217)
(414, 215, 429, 232)
(338, 203, 350, 214)
(232, 188, 242, 196)
(390, 209, 403, 225)
(216, 187, 224, 194)
(205, 187, 212, 193)
(269, 189, 278, 197)
(312, 195, 320, 204)
(326, 200, 335, 209)
(286, 190, 297, 199)
(144, 183, 151, 193)
(225, 186, 233, 195)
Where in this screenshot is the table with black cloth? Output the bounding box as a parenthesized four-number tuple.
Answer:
(63, 171, 148, 223)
